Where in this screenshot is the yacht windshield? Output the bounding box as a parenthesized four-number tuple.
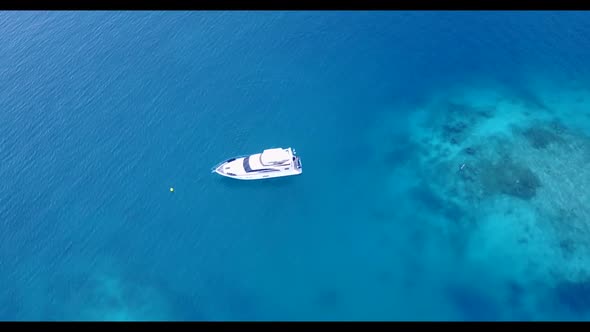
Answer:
(243, 157, 253, 173)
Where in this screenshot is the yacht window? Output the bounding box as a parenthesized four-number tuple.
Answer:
(243, 157, 253, 173)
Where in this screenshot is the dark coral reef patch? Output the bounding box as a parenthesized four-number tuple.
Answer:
(477, 157, 542, 200)
(522, 126, 563, 149)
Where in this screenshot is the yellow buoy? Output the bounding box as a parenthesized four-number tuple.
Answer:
(169, 187, 174, 192)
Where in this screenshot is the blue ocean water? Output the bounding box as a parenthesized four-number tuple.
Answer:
(2, 11, 590, 321)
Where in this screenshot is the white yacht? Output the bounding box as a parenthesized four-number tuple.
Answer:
(211, 147, 303, 180)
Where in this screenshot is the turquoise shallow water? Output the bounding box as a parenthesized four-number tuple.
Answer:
(1, 11, 590, 320)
